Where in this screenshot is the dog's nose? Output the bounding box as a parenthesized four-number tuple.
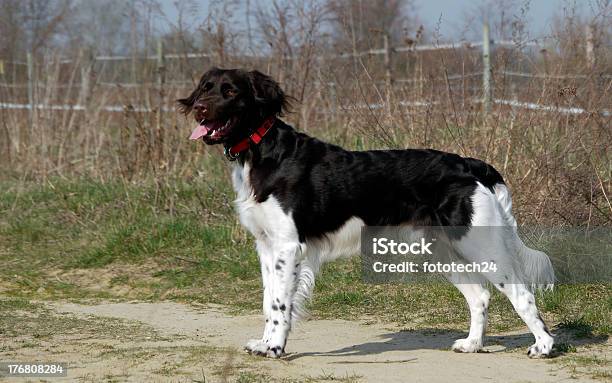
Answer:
(193, 101, 208, 121)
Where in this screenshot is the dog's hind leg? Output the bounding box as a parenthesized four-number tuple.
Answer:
(453, 182, 554, 358)
(454, 231, 554, 357)
(289, 251, 321, 327)
(448, 274, 490, 353)
(493, 282, 554, 357)
(288, 217, 362, 328)
(488, 186, 555, 358)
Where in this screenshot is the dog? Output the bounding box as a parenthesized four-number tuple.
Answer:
(178, 67, 555, 359)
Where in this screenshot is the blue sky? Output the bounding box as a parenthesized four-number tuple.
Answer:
(415, 0, 594, 38)
(159, 0, 597, 40)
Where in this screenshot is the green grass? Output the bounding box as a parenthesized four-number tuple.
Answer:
(553, 354, 612, 381)
(0, 177, 610, 336)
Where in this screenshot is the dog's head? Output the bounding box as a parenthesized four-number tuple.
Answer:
(178, 68, 290, 145)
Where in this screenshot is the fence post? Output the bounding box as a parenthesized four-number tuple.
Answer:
(383, 32, 393, 115)
(482, 22, 492, 115)
(156, 38, 165, 162)
(26, 52, 34, 134)
(80, 48, 95, 107)
(585, 24, 596, 70)
(329, 82, 337, 123)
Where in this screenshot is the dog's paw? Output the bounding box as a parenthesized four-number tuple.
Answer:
(527, 340, 553, 358)
(452, 338, 482, 353)
(264, 345, 284, 358)
(244, 339, 268, 355)
(244, 339, 284, 359)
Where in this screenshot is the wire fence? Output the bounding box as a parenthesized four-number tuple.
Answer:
(1, 24, 610, 120)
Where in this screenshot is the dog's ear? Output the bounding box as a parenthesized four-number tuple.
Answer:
(177, 90, 197, 115)
(177, 67, 219, 114)
(248, 70, 291, 117)
(177, 67, 221, 114)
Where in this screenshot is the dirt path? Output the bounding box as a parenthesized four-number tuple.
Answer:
(35, 301, 607, 383)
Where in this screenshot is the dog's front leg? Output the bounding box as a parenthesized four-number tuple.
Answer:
(244, 239, 275, 355)
(245, 239, 298, 358)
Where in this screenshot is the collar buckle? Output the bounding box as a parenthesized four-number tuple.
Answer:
(224, 146, 240, 161)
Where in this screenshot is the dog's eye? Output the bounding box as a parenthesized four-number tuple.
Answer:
(224, 89, 237, 97)
(203, 82, 214, 92)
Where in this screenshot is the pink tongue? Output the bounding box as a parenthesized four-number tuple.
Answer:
(189, 125, 210, 140)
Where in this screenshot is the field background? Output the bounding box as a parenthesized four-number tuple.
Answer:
(0, 1, 610, 381)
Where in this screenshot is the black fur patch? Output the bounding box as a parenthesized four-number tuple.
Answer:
(245, 121, 504, 242)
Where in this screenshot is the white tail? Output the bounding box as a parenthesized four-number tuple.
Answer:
(494, 184, 555, 291)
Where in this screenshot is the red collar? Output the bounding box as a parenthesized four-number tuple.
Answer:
(224, 117, 276, 161)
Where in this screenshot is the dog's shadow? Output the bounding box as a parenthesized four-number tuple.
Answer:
(284, 326, 608, 361)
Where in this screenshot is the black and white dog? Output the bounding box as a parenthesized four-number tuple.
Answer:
(179, 68, 555, 359)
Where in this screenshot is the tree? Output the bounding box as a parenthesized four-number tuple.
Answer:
(0, 0, 72, 58)
(326, 0, 416, 51)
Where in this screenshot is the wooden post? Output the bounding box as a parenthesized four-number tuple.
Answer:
(81, 55, 89, 106)
(585, 24, 596, 70)
(78, 48, 96, 167)
(130, 5, 138, 83)
(383, 32, 393, 115)
(80, 49, 95, 107)
(217, 24, 226, 65)
(12, 56, 17, 85)
(26, 52, 34, 134)
(156, 38, 165, 162)
(482, 22, 492, 115)
(418, 52, 423, 99)
(329, 82, 337, 123)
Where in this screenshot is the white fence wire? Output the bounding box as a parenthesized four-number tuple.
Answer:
(1, 97, 609, 117)
(1, 36, 610, 117)
(0, 38, 549, 65)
